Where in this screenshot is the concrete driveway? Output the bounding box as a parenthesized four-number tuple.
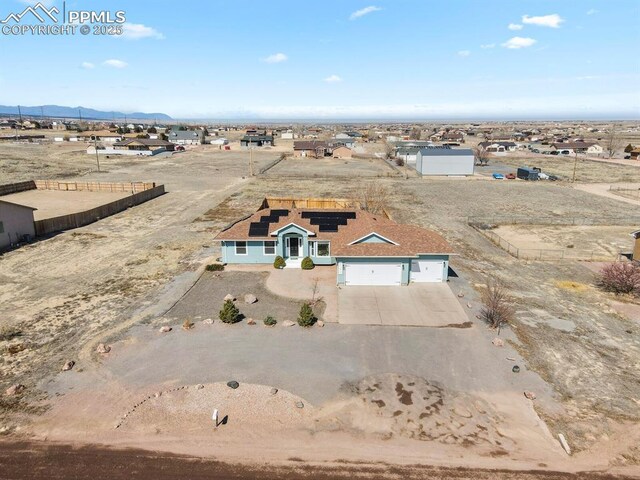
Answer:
(338, 283, 469, 327)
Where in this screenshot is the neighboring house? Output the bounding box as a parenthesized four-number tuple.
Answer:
(631, 230, 640, 261)
(293, 140, 329, 158)
(441, 131, 465, 144)
(395, 146, 421, 164)
(478, 141, 517, 152)
(280, 130, 296, 140)
(240, 135, 274, 148)
(332, 146, 353, 159)
(215, 208, 455, 285)
(167, 130, 205, 145)
(552, 142, 603, 155)
(210, 137, 229, 146)
(79, 131, 123, 143)
(331, 137, 356, 148)
(415, 146, 475, 176)
(630, 148, 640, 160)
(0, 199, 36, 250)
(92, 138, 174, 156)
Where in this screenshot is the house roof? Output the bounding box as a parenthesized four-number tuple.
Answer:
(168, 130, 204, 140)
(113, 138, 172, 147)
(552, 142, 597, 149)
(215, 208, 454, 257)
(294, 140, 328, 150)
(418, 147, 474, 156)
(0, 199, 37, 211)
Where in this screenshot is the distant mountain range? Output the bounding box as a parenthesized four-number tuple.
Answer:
(0, 105, 172, 121)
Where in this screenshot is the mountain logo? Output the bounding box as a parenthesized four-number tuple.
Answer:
(1, 3, 60, 24)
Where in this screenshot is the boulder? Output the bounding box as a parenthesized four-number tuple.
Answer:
(5, 384, 26, 397)
(96, 343, 111, 354)
(246, 318, 256, 325)
(224, 294, 235, 302)
(159, 326, 172, 333)
(282, 320, 295, 327)
(466, 303, 472, 309)
(492, 338, 504, 347)
(202, 318, 214, 325)
(270, 388, 278, 395)
(524, 391, 537, 400)
(457, 292, 465, 298)
(295, 401, 304, 409)
(196, 384, 205, 390)
(227, 380, 239, 389)
(316, 320, 325, 327)
(62, 360, 75, 371)
(244, 294, 257, 304)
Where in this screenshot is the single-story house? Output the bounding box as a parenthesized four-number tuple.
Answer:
(332, 146, 353, 159)
(415, 146, 475, 176)
(630, 148, 640, 160)
(478, 141, 517, 152)
(631, 230, 640, 261)
(240, 135, 274, 148)
(331, 137, 356, 148)
(215, 208, 455, 286)
(210, 137, 229, 146)
(0, 199, 36, 250)
(293, 140, 329, 158)
(167, 130, 205, 145)
(79, 131, 123, 143)
(280, 131, 296, 140)
(552, 142, 603, 155)
(94, 138, 174, 156)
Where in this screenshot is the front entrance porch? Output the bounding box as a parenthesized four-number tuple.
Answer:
(284, 234, 303, 268)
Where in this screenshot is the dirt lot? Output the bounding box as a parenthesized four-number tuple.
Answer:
(1, 141, 640, 477)
(265, 156, 398, 178)
(2, 189, 132, 220)
(490, 225, 634, 260)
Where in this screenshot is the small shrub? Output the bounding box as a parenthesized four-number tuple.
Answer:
(182, 319, 194, 330)
(301, 256, 314, 270)
(219, 299, 241, 324)
(206, 264, 224, 272)
(263, 316, 277, 326)
(480, 280, 514, 333)
(297, 303, 317, 327)
(599, 262, 640, 295)
(395, 158, 405, 167)
(0, 325, 21, 342)
(274, 256, 286, 269)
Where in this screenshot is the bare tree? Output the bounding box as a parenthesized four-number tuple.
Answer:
(472, 144, 491, 166)
(383, 142, 395, 159)
(604, 125, 623, 158)
(409, 127, 422, 140)
(310, 277, 324, 305)
(480, 280, 515, 334)
(356, 182, 391, 215)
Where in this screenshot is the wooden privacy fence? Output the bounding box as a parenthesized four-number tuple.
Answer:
(0, 180, 36, 196)
(34, 185, 165, 236)
(33, 180, 155, 193)
(261, 197, 392, 219)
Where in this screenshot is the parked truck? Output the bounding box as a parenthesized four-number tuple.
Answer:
(517, 167, 539, 181)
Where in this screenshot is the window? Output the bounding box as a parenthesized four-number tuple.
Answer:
(310, 241, 330, 257)
(235, 241, 247, 255)
(264, 240, 276, 255)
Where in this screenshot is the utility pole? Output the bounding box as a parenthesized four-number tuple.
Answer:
(249, 146, 254, 176)
(572, 151, 578, 183)
(17, 105, 22, 123)
(94, 136, 101, 172)
(78, 108, 82, 123)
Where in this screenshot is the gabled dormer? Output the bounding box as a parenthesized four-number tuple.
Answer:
(348, 232, 399, 246)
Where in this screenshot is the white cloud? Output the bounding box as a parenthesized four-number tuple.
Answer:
(262, 53, 288, 64)
(81, 62, 95, 69)
(103, 59, 128, 69)
(121, 23, 164, 40)
(586, 9, 598, 15)
(458, 50, 470, 57)
(480, 43, 496, 49)
(502, 37, 537, 49)
(508, 23, 523, 30)
(522, 14, 564, 28)
(349, 6, 382, 20)
(324, 74, 342, 83)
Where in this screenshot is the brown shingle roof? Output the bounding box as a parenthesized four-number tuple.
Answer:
(215, 208, 454, 257)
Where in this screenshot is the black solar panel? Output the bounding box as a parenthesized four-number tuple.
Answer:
(248, 222, 270, 236)
(318, 224, 339, 232)
(309, 217, 348, 226)
(260, 215, 278, 223)
(270, 209, 289, 217)
(302, 211, 356, 219)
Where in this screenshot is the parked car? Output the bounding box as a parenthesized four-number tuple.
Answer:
(542, 150, 552, 155)
(176, 145, 186, 151)
(550, 150, 559, 155)
(624, 155, 631, 159)
(492, 173, 505, 179)
(560, 150, 570, 155)
(548, 175, 558, 181)
(532, 149, 540, 153)
(538, 172, 550, 180)
(506, 173, 516, 179)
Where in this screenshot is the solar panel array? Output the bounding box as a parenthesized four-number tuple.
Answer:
(301, 211, 356, 233)
(248, 209, 289, 237)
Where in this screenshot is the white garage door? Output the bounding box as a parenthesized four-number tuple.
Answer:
(410, 260, 444, 282)
(344, 262, 402, 286)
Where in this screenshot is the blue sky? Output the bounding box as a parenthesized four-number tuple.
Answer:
(0, 0, 639, 119)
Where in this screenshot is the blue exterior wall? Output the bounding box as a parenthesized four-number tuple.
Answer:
(415, 254, 450, 281)
(354, 233, 393, 244)
(221, 240, 277, 264)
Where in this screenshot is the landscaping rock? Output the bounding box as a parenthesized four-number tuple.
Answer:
(492, 338, 504, 347)
(154, 392, 162, 398)
(202, 318, 214, 325)
(466, 303, 472, 309)
(295, 401, 304, 409)
(224, 294, 235, 302)
(512, 365, 521, 373)
(96, 343, 111, 354)
(282, 320, 295, 327)
(196, 384, 204, 390)
(227, 380, 239, 389)
(62, 360, 75, 372)
(159, 326, 172, 333)
(457, 292, 465, 298)
(270, 388, 278, 395)
(246, 318, 256, 325)
(316, 320, 325, 328)
(5, 384, 26, 397)
(244, 294, 257, 304)
(524, 391, 537, 400)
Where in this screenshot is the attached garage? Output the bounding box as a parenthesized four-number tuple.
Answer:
(344, 262, 402, 286)
(410, 260, 444, 283)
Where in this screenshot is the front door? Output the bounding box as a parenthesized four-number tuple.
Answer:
(286, 236, 302, 258)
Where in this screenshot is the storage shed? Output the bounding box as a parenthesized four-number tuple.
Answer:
(414, 146, 474, 176)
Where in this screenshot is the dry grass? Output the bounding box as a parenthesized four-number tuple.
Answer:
(553, 280, 590, 293)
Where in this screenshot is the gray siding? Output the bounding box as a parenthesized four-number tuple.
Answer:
(0, 202, 35, 249)
(416, 152, 474, 176)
